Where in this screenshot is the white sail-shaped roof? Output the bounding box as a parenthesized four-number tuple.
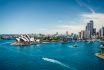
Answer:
(21, 37, 27, 42)
(16, 38, 20, 42)
(26, 34, 30, 41)
(23, 36, 30, 42)
(16, 34, 31, 42)
(30, 38, 34, 41)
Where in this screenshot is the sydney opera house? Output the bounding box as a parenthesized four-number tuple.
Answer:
(12, 34, 41, 46)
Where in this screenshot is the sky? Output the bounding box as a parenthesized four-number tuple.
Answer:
(0, 0, 104, 34)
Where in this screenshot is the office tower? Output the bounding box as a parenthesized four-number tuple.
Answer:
(79, 32, 81, 39)
(85, 20, 94, 38)
(84, 30, 90, 39)
(80, 30, 85, 39)
(101, 27, 104, 37)
(66, 31, 68, 36)
(93, 28, 96, 35)
(99, 29, 101, 37)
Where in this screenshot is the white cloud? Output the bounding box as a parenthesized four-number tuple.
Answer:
(81, 13, 104, 31)
(76, 0, 104, 32)
(45, 24, 85, 34)
(53, 12, 104, 34)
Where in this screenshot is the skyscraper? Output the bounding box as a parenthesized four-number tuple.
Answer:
(93, 28, 96, 35)
(101, 27, 104, 37)
(85, 20, 94, 39)
(80, 30, 85, 39)
(87, 20, 94, 34)
(66, 31, 68, 36)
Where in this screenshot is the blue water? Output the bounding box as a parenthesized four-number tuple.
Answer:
(0, 40, 104, 70)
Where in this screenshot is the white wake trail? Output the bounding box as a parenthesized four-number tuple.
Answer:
(0, 42, 29, 56)
(42, 57, 76, 70)
(0, 42, 11, 46)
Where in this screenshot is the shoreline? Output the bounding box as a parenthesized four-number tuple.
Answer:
(95, 53, 104, 59)
(11, 41, 75, 46)
(11, 40, 100, 46)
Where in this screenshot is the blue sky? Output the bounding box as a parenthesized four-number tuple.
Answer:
(0, 0, 104, 34)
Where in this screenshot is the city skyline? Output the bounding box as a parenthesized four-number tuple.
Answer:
(0, 0, 104, 34)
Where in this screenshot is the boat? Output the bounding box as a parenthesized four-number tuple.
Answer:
(73, 43, 78, 47)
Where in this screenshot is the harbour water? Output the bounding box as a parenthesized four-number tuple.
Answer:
(0, 40, 104, 70)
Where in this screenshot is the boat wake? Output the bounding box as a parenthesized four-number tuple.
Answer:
(42, 57, 77, 70)
(0, 42, 11, 46)
(0, 42, 29, 56)
(68, 45, 73, 48)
